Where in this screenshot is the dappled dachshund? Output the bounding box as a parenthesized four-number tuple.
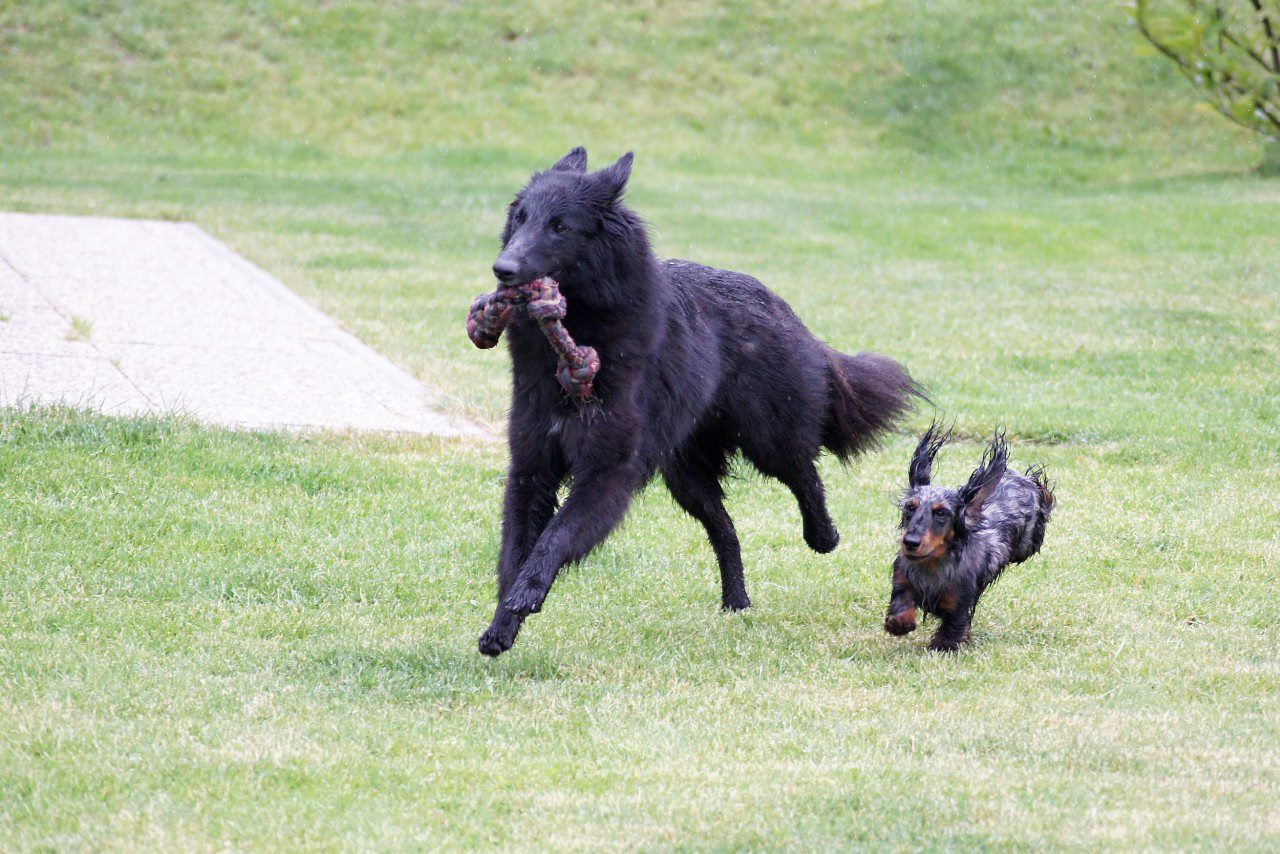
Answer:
(884, 425, 1055, 651)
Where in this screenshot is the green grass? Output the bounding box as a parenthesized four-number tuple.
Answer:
(65, 315, 93, 342)
(1, 0, 1279, 849)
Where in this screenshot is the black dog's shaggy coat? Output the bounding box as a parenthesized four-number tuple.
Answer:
(479, 148, 919, 656)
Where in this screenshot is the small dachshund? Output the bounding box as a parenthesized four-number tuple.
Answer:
(884, 425, 1055, 651)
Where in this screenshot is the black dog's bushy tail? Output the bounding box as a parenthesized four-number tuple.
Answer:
(822, 349, 922, 461)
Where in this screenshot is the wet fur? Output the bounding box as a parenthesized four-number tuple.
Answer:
(478, 148, 920, 656)
(884, 426, 1056, 652)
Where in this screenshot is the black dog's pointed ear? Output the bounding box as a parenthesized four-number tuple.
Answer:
(593, 151, 633, 203)
(958, 432, 1007, 530)
(551, 146, 588, 173)
(908, 420, 950, 487)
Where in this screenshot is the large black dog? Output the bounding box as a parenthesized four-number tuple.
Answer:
(478, 147, 919, 656)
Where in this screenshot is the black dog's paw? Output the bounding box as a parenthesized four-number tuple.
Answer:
(721, 592, 752, 612)
(884, 609, 917, 636)
(502, 577, 548, 617)
(478, 613, 521, 657)
(478, 627, 512, 657)
(803, 521, 840, 554)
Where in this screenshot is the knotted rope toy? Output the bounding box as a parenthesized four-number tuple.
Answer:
(466, 277, 601, 400)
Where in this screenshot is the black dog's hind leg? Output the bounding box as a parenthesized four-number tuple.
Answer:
(760, 457, 839, 554)
(662, 460, 750, 611)
(502, 462, 648, 617)
(478, 452, 564, 657)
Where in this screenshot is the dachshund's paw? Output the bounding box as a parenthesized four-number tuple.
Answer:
(478, 613, 521, 657)
(884, 609, 917, 636)
(721, 592, 752, 612)
(928, 626, 971, 652)
(502, 578, 548, 617)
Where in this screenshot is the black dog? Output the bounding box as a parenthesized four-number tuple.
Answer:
(478, 147, 919, 656)
(884, 426, 1055, 651)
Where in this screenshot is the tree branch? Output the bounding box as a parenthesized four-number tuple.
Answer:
(1215, 67, 1280, 130)
(1216, 16, 1279, 74)
(1249, 0, 1280, 73)
(1137, 0, 1280, 139)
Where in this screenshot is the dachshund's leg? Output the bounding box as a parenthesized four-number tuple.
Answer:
(928, 607, 974, 652)
(884, 566, 918, 636)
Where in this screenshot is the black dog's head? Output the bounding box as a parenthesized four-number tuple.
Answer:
(899, 424, 1006, 563)
(492, 147, 633, 286)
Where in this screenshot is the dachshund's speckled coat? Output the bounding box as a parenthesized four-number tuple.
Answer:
(885, 426, 1055, 651)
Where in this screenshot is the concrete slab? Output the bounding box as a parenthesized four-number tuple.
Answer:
(0, 211, 482, 437)
(0, 351, 151, 417)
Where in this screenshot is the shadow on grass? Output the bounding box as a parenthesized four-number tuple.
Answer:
(311, 640, 566, 701)
(1115, 165, 1269, 193)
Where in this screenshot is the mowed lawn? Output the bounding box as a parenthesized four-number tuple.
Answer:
(2, 1, 1279, 849)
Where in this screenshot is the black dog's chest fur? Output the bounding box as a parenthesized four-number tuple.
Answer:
(506, 263, 725, 475)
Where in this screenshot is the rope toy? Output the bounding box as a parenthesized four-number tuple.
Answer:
(466, 277, 601, 400)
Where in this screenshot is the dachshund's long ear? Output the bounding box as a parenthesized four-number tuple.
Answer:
(957, 432, 1007, 531)
(909, 420, 950, 487)
(551, 146, 588, 173)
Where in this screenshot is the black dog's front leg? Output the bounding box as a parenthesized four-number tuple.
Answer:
(478, 448, 564, 657)
(501, 461, 648, 618)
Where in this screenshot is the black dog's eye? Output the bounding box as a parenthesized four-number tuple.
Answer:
(551, 219, 568, 234)
(932, 508, 950, 519)
(514, 209, 527, 225)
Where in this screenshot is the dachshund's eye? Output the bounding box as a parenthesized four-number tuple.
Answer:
(932, 508, 950, 519)
(551, 219, 568, 234)
(514, 209, 527, 225)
